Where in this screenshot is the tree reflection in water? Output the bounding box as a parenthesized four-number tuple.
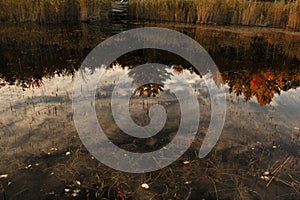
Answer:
(224, 69, 300, 105)
(128, 63, 173, 97)
(0, 39, 300, 106)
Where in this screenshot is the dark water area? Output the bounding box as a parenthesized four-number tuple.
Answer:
(0, 22, 299, 200)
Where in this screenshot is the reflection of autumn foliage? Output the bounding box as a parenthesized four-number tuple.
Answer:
(225, 69, 300, 106)
(134, 83, 164, 97)
(27, 79, 43, 88)
(172, 64, 184, 75)
(128, 64, 172, 98)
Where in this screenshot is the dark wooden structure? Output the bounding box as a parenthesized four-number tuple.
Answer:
(111, 1, 128, 22)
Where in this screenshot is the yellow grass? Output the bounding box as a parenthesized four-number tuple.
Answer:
(0, 0, 298, 31)
(129, 0, 300, 31)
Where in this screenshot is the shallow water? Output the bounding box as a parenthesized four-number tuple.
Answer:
(0, 22, 299, 200)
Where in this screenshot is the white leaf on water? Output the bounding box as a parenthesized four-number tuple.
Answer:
(141, 183, 149, 189)
(25, 164, 32, 169)
(72, 189, 80, 196)
(73, 189, 80, 193)
(72, 193, 78, 197)
(0, 174, 8, 179)
(183, 160, 190, 165)
(260, 175, 270, 181)
(184, 181, 192, 184)
(263, 171, 270, 176)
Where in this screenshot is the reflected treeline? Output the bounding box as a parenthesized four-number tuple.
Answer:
(128, 64, 172, 97)
(0, 23, 111, 88)
(224, 68, 300, 105)
(0, 23, 299, 105)
(113, 48, 300, 105)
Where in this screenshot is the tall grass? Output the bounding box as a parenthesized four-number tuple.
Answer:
(0, 0, 111, 23)
(0, 0, 299, 31)
(287, 0, 300, 30)
(129, 0, 300, 31)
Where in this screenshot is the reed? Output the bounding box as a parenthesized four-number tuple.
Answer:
(287, 0, 300, 30)
(0, 0, 299, 31)
(0, 0, 111, 23)
(129, 0, 300, 31)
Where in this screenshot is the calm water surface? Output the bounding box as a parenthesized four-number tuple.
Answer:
(0, 22, 299, 200)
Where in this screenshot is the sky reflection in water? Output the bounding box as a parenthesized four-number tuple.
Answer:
(0, 23, 299, 199)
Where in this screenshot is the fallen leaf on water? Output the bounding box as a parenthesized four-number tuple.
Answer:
(263, 171, 270, 176)
(260, 176, 270, 181)
(72, 189, 80, 197)
(73, 189, 80, 193)
(76, 180, 81, 185)
(141, 183, 149, 189)
(72, 193, 78, 197)
(183, 161, 190, 165)
(25, 164, 32, 169)
(184, 181, 192, 184)
(0, 174, 8, 179)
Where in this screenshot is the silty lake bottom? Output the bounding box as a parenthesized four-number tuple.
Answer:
(0, 21, 299, 200)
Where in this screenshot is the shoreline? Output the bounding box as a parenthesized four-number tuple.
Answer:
(1, 20, 300, 34)
(0, 0, 299, 31)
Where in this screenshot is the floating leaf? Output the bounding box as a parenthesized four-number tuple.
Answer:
(0, 174, 8, 179)
(141, 183, 149, 189)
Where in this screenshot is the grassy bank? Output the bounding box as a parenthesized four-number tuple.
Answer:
(0, 0, 299, 30)
(129, 0, 300, 31)
(0, 0, 112, 23)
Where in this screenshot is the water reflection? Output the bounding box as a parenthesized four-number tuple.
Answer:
(0, 24, 299, 105)
(0, 23, 299, 199)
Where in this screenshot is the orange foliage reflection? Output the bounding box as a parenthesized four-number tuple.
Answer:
(224, 69, 300, 105)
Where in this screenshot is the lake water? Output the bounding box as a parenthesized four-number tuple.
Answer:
(0, 22, 299, 199)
